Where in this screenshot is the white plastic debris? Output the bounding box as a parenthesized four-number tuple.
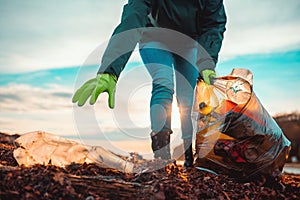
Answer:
(13, 131, 134, 173)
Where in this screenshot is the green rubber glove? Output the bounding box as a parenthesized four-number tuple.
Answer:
(201, 69, 216, 85)
(72, 73, 117, 108)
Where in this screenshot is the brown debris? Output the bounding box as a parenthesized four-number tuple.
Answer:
(0, 132, 300, 199)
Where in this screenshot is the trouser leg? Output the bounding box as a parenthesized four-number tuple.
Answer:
(140, 43, 174, 159)
(174, 53, 198, 166)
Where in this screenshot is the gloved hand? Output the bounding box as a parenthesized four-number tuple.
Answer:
(201, 69, 216, 85)
(72, 73, 117, 108)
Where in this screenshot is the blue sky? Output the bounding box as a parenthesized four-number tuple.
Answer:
(0, 0, 300, 155)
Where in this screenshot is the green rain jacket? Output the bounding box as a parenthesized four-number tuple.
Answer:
(98, 0, 227, 78)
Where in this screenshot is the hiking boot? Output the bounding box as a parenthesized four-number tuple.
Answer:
(151, 130, 172, 160)
(183, 139, 193, 168)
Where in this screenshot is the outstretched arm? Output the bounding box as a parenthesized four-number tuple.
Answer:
(98, 0, 152, 78)
(73, 0, 151, 108)
(197, 0, 227, 73)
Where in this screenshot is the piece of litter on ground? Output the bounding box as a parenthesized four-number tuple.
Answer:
(196, 166, 218, 175)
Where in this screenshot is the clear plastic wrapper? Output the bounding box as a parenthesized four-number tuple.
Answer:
(194, 68, 291, 178)
(13, 131, 134, 173)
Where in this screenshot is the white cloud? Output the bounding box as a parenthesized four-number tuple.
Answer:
(220, 0, 300, 59)
(0, 81, 153, 136)
(0, 83, 123, 136)
(0, 1, 125, 73)
(0, 84, 72, 112)
(1, 0, 299, 73)
(221, 22, 300, 60)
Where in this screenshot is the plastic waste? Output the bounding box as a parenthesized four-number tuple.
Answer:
(13, 131, 134, 173)
(193, 68, 291, 178)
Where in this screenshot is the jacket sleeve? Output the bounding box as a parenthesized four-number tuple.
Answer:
(98, 0, 151, 78)
(197, 0, 226, 72)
